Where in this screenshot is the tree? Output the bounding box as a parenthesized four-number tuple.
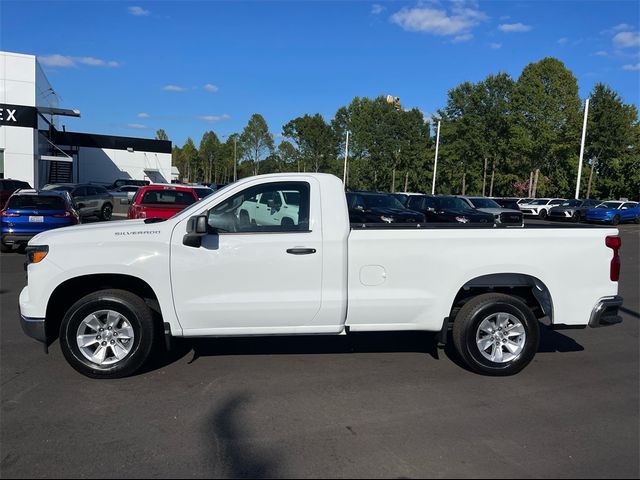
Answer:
(511, 58, 582, 197)
(584, 83, 639, 200)
(199, 131, 221, 183)
(181, 138, 198, 183)
(283, 114, 338, 173)
(155, 129, 169, 141)
(240, 114, 274, 176)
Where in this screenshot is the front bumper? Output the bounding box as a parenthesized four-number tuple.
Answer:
(589, 296, 623, 328)
(2, 234, 35, 245)
(20, 314, 46, 343)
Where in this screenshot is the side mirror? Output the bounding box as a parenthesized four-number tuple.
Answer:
(426, 207, 435, 213)
(120, 198, 130, 205)
(267, 199, 275, 208)
(183, 215, 208, 247)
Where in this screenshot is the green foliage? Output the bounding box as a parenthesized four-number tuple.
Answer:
(168, 57, 637, 199)
(155, 129, 169, 141)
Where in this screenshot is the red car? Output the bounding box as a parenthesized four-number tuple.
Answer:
(127, 185, 199, 220)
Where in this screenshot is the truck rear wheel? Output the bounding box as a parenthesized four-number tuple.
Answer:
(60, 289, 155, 379)
(452, 293, 540, 376)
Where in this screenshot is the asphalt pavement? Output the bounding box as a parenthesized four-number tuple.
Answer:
(1, 222, 638, 478)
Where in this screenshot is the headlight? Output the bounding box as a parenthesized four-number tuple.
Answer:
(379, 216, 394, 223)
(455, 216, 470, 223)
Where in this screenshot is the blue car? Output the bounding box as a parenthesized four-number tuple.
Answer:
(585, 200, 640, 225)
(1, 190, 80, 252)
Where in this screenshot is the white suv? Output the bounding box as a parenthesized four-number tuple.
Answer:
(519, 198, 565, 219)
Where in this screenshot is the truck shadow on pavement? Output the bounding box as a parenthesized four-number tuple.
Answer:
(143, 326, 584, 375)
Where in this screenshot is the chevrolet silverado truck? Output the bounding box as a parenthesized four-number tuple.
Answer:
(19, 173, 623, 378)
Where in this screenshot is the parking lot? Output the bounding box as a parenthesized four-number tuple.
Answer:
(1, 221, 638, 479)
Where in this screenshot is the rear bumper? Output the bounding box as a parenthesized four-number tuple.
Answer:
(589, 296, 623, 328)
(20, 314, 46, 343)
(2, 234, 35, 245)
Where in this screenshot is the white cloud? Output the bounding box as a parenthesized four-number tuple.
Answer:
(499, 15, 511, 21)
(162, 85, 188, 92)
(128, 6, 150, 16)
(198, 114, 231, 123)
(594, 50, 608, 56)
(203, 84, 219, 92)
(38, 54, 120, 68)
(137, 112, 150, 118)
(499, 23, 532, 33)
(613, 31, 640, 48)
(489, 42, 502, 49)
(371, 4, 385, 15)
(622, 63, 640, 71)
(127, 123, 148, 129)
(557, 37, 569, 45)
(612, 23, 633, 32)
(390, 2, 488, 37)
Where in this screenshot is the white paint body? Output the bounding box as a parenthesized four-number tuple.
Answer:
(20, 174, 619, 337)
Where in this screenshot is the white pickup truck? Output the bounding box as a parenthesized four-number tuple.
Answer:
(19, 173, 623, 378)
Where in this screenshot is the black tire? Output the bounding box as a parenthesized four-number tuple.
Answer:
(538, 209, 548, 220)
(452, 293, 540, 376)
(281, 217, 294, 228)
(611, 215, 620, 226)
(100, 203, 113, 221)
(634, 215, 640, 225)
(0, 240, 11, 253)
(572, 211, 581, 222)
(60, 289, 156, 379)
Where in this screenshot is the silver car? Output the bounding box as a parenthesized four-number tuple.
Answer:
(42, 183, 114, 221)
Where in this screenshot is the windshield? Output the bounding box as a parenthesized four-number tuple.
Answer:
(140, 190, 197, 206)
(436, 197, 471, 210)
(193, 188, 214, 199)
(361, 194, 405, 209)
(282, 191, 300, 206)
(597, 202, 622, 209)
(469, 198, 500, 209)
(8, 195, 65, 210)
(529, 199, 550, 205)
(560, 200, 582, 207)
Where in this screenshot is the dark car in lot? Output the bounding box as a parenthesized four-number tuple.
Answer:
(458, 196, 523, 225)
(108, 179, 150, 190)
(493, 198, 521, 211)
(0, 179, 32, 207)
(548, 199, 601, 222)
(406, 195, 494, 224)
(346, 191, 425, 224)
(43, 183, 114, 221)
(193, 186, 215, 199)
(1, 189, 79, 252)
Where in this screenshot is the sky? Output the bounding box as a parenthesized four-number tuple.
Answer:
(2, 0, 639, 147)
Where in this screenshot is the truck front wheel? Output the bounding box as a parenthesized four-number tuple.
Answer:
(60, 289, 155, 378)
(452, 293, 540, 376)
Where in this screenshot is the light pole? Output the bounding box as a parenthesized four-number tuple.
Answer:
(343, 130, 350, 187)
(575, 98, 589, 199)
(431, 120, 441, 195)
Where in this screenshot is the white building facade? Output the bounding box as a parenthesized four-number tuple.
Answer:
(0, 51, 173, 188)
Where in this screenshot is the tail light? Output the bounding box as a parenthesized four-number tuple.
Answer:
(605, 235, 621, 281)
(1, 210, 19, 217)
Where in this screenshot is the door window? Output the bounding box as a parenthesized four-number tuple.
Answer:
(207, 182, 310, 233)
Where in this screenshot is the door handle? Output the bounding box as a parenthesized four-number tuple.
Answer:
(286, 248, 316, 255)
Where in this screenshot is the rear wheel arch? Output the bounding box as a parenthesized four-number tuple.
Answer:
(45, 274, 163, 344)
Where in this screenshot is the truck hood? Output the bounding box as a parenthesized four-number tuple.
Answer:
(28, 218, 162, 245)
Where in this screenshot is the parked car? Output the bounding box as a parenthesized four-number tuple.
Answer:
(518, 198, 565, 219)
(0, 179, 32, 207)
(493, 198, 521, 211)
(236, 188, 304, 228)
(517, 198, 534, 205)
(457, 196, 523, 225)
(127, 185, 199, 220)
(548, 199, 601, 222)
(1, 189, 78, 252)
(346, 191, 425, 224)
(19, 173, 623, 379)
(109, 185, 140, 206)
(43, 183, 114, 221)
(585, 201, 640, 225)
(108, 179, 150, 190)
(406, 195, 494, 223)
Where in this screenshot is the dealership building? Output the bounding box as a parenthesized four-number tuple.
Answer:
(0, 51, 174, 188)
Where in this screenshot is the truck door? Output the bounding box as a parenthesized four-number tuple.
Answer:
(170, 179, 326, 335)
